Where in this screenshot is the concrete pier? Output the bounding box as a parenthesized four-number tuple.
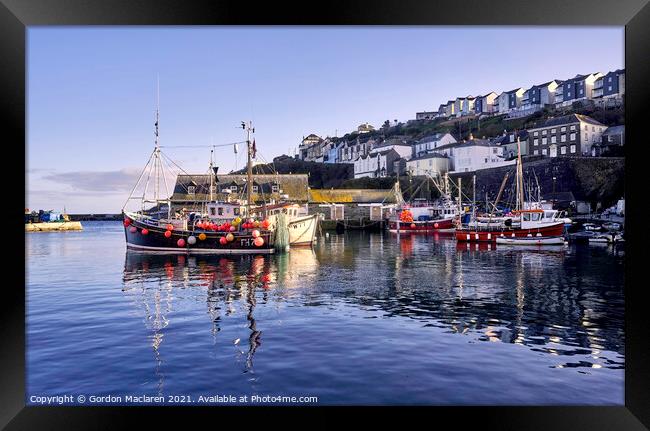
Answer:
(25, 222, 83, 232)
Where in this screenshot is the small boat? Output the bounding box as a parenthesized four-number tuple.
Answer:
(496, 235, 566, 246)
(258, 203, 321, 246)
(602, 222, 622, 231)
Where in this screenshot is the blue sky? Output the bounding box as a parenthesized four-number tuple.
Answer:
(27, 26, 623, 213)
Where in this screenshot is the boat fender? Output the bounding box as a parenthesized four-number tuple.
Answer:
(164, 230, 172, 238)
(177, 238, 186, 247)
(141, 228, 149, 235)
(187, 235, 197, 245)
(129, 226, 137, 233)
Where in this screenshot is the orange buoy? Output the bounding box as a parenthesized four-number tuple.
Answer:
(166, 224, 174, 231)
(198, 233, 207, 241)
(164, 230, 172, 238)
(226, 233, 234, 242)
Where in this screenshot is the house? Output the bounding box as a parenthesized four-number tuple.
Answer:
(461, 96, 476, 116)
(592, 125, 625, 156)
(498, 88, 525, 114)
(412, 132, 457, 158)
(474, 92, 498, 115)
(526, 114, 607, 157)
(516, 80, 562, 117)
(444, 100, 456, 117)
(406, 153, 450, 176)
(357, 123, 375, 134)
(448, 135, 514, 172)
(454, 96, 472, 118)
(415, 111, 438, 120)
(554, 73, 603, 108)
(437, 103, 447, 117)
(353, 149, 401, 178)
(593, 69, 625, 107)
(326, 141, 344, 164)
(170, 174, 310, 205)
(491, 130, 530, 160)
(370, 136, 413, 160)
(298, 134, 323, 161)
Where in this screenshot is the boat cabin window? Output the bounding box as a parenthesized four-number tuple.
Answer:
(230, 186, 238, 192)
(252, 185, 259, 193)
(217, 207, 223, 216)
(210, 207, 217, 216)
(272, 185, 279, 193)
(187, 186, 195, 195)
(233, 208, 240, 216)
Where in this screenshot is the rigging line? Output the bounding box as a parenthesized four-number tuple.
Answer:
(159, 142, 246, 149)
(141, 150, 157, 211)
(122, 148, 156, 211)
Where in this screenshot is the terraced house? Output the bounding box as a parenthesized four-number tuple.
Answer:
(527, 114, 606, 157)
(554, 73, 603, 108)
(474, 92, 498, 115)
(498, 88, 525, 115)
(515, 80, 562, 117)
(592, 69, 625, 107)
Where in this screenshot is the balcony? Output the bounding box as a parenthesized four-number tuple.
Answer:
(592, 88, 604, 98)
(593, 80, 604, 90)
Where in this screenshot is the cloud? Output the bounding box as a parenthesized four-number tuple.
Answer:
(42, 168, 144, 192)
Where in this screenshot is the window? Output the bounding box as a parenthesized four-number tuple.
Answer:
(608, 77, 612, 82)
(570, 144, 576, 153)
(542, 130, 547, 136)
(509, 135, 514, 142)
(542, 149, 547, 155)
(210, 208, 216, 216)
(533, 150, 539, 155)
(584, 125, 588, 130)
(570, 133, 576, 141)
(533, 131, 539, 137)
(534, 138, 539, 146)
(560, 127, 566, 132)
(579, 88, 583, 95)
(233, 208, 240, 216)
(484, 158, 488, 163)
(570, 125, 576, 131)
(551, 128, 556, 133)
(551, 136, 557, 144)
(210, 185, 217, 193)
(493, 148, 498, 154)
(252, 185, 259, 193)
(585, 133, 589, 141)
(272, 184, 279, 193)
(608, 86, 612, 91)
(187, 186, 195, 195)
(218, 207, 224, 215)
(561, 135, 566, 142)
(561, 146, 567, 155)
(542, 137, 547, 145)
(592, 126, 595, 132)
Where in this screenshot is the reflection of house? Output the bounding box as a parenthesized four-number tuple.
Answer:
(526, 114, 606, 157)
(406, 153, 450, 176)
(170, 174, 310, 205)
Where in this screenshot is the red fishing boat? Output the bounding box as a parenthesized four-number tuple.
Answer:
(456, 135, 566, 243)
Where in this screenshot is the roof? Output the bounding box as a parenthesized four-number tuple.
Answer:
(309, 189, 396, 204)
(304, 133, 321, 140)
(491, 130, 529, 145)
(408, 152, 449, 162)
(417, 133, 446, 144)
(527, 114, 606, 130)
(478, 91, 497, 98)
(436, 138, 492, 150)
(603, 125, 625, 136)
(171, 174, 309, 202)
(505, 88, 523, 94)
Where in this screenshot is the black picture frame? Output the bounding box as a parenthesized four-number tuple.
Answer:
(4, 0, 649, 428)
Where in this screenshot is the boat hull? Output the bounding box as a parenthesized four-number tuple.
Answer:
(456, 222, 565, 242)
(124, 217, 274, 254)
(287, 214, 320, 246)
(388, 218, 455, 233)
(496, 236, 566, 245)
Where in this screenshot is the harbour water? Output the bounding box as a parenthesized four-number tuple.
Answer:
(26, 221, 624, 405)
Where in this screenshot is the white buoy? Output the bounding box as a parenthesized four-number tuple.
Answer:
(187, 235, 197, 245)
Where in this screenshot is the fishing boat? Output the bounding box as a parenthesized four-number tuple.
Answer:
(387, 173, 462, 233)
(121, 112, 278, 254)
(258, 203, 321, 246)
(456, 135, 566, 243)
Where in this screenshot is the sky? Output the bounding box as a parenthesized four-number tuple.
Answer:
(27, 26, 624, 213)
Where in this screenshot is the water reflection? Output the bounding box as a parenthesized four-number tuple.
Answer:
(121, 232, 624, 384)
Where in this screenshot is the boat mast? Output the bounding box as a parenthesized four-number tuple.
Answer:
(515, 134, 524, 211)
(242, 121, 255, 216)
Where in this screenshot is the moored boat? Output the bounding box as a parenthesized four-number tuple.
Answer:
(495, 235, 566, 246)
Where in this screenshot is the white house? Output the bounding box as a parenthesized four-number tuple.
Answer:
(406, 153, 450, 176)
(436, 135, 515, 173)
(370, 138, 413, 160)
(413, 133, 457, 158)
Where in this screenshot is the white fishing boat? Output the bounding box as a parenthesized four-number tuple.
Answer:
(496, 235, 567, 246)
(258, 203, 321, 246)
